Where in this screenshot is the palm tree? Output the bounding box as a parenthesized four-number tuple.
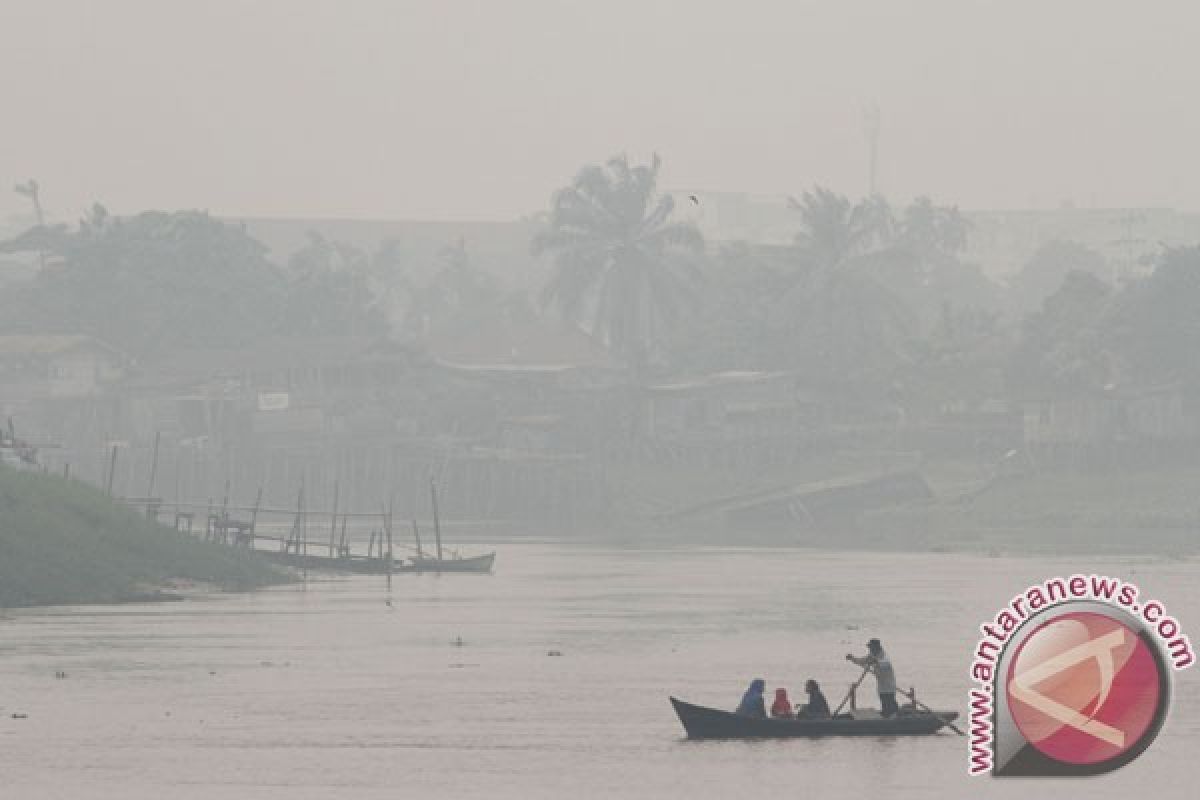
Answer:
(777, 188, 915, 384)
(533, 154, 703, 374)
(789, 187, 892, 269)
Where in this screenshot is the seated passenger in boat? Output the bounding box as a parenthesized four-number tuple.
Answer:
(735, 679, 767, 718)
(770, 687, 794, 718)
(798, 679, 831, 718)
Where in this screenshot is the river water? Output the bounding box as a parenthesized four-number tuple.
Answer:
(2, 543, 1197, 799)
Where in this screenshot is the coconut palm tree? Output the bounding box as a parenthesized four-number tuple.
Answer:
(533, 154, 703, 374)
(789, 187, 892, 269)
(776, 188, 915, 384)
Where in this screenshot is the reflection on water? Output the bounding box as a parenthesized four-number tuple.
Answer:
(1, 544, 1196, 799)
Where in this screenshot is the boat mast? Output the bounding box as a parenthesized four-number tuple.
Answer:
(430, 478, 443, 561)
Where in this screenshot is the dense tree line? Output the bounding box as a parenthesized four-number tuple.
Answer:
(3, 156, 1198, 409)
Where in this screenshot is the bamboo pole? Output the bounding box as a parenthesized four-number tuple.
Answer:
(249, 486, 262, 548)
(431, 478, 443, 561)
(146, 431, 161, 500)
(384, 501, 393, 583)
(411, 519, 424, 558)
(328, 480, 339, 557)
(301, 479, 308, 557)
(105, 444, 118, 496)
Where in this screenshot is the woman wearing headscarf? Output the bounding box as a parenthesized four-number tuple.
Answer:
(800, 679, 831, 718)
(770, 687, 795, 718)
(735, 679, 767, 717)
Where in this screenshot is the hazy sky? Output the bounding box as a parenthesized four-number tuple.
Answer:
(1, 0, 1197, 225)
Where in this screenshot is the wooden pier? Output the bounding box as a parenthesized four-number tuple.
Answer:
(124, 478, 495, 575)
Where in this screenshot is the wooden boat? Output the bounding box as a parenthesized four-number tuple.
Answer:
(403, 479, 495, 573)
(407, 551, 496, 573)
(250, 480, 496, 576)
(254, 550, 400, 575)
(669, 697, 958, 739)
(255, 549, 495, 575)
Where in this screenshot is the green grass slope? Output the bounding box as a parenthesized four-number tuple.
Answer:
(0, 466, 287, 607)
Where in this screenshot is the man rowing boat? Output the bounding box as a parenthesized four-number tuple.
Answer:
(846, 638, 898, 717)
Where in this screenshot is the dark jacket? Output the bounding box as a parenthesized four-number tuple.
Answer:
(804, 688, 831, 717)
(736, 679, 767, 718)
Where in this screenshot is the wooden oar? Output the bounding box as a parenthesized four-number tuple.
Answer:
(895, 685, 965, 736)
(832, 666, 871, 715)
(847, 663, 966, 735)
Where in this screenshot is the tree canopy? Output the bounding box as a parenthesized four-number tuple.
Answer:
(0, 208, 285, 357)
(533, 154, 704, 372)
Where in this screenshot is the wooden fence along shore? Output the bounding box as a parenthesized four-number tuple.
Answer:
(125, 482, 495, 575)
(107, 435, 496, 575)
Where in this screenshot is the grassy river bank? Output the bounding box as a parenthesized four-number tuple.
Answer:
(0, 466, 287, 607)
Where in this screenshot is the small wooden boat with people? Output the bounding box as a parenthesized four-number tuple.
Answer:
(669, 697, 959, 739)
(672, 640, 962, 740)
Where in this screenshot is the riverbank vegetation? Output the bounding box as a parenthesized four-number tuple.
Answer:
(2, 155, 1200, 555)
(0, 466, 287, 607)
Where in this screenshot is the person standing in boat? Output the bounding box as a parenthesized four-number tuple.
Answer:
(846, 638, 898, 717)
(735, 679, 767, 717)
(798, 679, 830, 718)
(769, 687, 794, 718)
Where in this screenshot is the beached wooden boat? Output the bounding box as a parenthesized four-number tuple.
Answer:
(669, 697, 958, 739)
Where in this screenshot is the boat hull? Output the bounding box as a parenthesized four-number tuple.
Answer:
(254, 551, 401, 575)
(254, 550, 496, 575)
(670, 697, 957, 739)
(408, 552, 496, 573)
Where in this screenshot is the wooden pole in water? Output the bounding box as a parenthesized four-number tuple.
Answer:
(338, 512, 349, 556)
(384, 501, 393, 582)
(301, 479, 308, 556)
(250, 486, 263, 548)
(220, 477, 230, 542)
(411, 519, 423, 558)
(289, 483, 304, 553)
(105, 444, 118, 496)
(328, 480, 339, 557)
(63, 462, 70, 480)
(380, 503, 389, 559)
(430, 478, 443, 561)
(146, 431, 161, 501)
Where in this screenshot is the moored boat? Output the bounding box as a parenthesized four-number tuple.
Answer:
(255, 549, 495, 575)
(254, 550, 401, 575)
(669, 696, 958, 739)
(408, 551, 496, 573)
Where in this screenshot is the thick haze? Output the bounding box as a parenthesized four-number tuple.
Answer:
(2, 0, 1197, 223)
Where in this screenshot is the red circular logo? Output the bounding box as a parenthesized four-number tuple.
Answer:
(1006, 610, 1165, 766)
